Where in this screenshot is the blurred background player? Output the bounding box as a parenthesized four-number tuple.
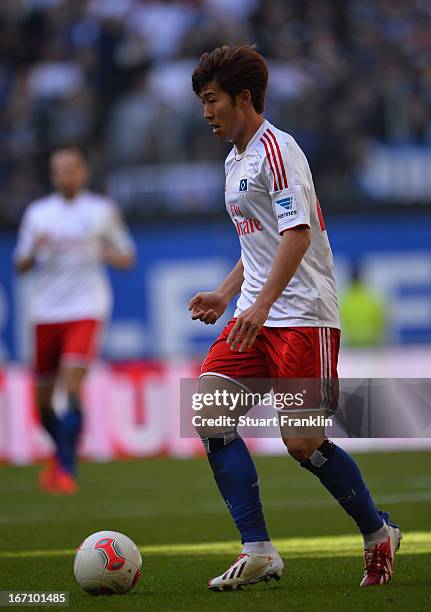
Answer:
(190, 45, 401, 591)
(14, 146, 135, 494)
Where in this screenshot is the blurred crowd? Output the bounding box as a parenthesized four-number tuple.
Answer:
(1, 0, 431, 222)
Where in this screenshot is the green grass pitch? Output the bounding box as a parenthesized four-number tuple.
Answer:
(1, 451, 430, 611)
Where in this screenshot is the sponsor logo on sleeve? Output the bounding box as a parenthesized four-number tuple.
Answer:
(275, 194, 298, 219)
(239, 179, 248, 192)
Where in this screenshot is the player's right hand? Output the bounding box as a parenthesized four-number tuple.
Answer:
(32, 233, 53, 263)
(34, 233, 51, 251)
(188, 291, 228, 325)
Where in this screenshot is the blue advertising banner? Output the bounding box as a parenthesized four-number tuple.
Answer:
(1, 214, 430, 361)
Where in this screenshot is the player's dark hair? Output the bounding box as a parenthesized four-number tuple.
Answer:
(50, 144, 88, 163)
(192, 45, 269, 113)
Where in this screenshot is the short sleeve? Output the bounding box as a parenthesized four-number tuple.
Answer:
(14, 207, 37, 262)
(103, 203, 135, 254)
(271, 184, 311, 234)
(261, 133, 311, 234)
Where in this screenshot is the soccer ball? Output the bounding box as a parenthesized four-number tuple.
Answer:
(74, 530, 142, 596)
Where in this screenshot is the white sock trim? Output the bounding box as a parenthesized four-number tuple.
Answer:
(242, 541, 277, 555)
(363, 522, 390, 548)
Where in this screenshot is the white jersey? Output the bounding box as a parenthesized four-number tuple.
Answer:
(14, 190, 135, 324)
(225, 119, 340, 329)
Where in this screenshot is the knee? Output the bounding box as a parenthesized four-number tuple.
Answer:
(193, 405, 237, 450)
(194, 420, 210, 441)
(62, 368, 86, 398)
(36, 385, 54, 412)
(61, 375, 83, 410)
(192, 406, 216, 439)
(194, 375, 239, 441)
(283, 437, 325, 463)
(65, 379, 82, 399)
(285, 443, 310, 463)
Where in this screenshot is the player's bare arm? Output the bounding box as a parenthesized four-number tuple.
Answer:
(101, 240, 135, 269)
(189, 258, 243, 324)
(227, 226, 311, 351)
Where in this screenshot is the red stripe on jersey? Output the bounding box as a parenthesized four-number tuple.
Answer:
(316, 197, 326, 231)
(267, 129, 288, 189)
(262, 132, 282, 191)
(260, 137, 279, 191)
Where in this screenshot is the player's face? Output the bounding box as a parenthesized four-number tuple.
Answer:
(200, 81, 246, 143)
(50, 150, 88, 199)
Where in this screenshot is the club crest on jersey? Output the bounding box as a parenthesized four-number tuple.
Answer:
(239, 179, 248, 192)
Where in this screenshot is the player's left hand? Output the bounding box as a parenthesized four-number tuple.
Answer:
(226, 302, 270, 352)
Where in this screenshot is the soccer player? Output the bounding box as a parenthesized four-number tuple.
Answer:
(14, 146, 135, 494)
(189, 46, 401, 590)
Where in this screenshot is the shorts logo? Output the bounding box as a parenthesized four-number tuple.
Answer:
(239, 179, 248, 192)
(276, 196, 294, 210)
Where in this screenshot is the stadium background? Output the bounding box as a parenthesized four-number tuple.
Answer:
(0, 0, 430, 462)
(0, 2, 430, 610)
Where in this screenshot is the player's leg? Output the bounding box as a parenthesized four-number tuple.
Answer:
(197, 374, 283, 590)
(56, 364, 87, 484)
(34, 323, 61, 442)
(285, 434, 388, 536)
(36, 378, 60, 491)
(56, 319, 102, 491)
(285, 435, 401, 585)
(36, 378, 58, 446)
(274, 327, 401, 586)
(197, 321, 283, 590)
(197, 375, 270, 545)
(34, 323, 62, 492)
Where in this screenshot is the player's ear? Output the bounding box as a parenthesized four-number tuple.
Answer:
(237, 89, 252, 110)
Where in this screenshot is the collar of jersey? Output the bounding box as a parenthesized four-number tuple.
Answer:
(234, 119, 269, 161)
(56, 189, 87, 205)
